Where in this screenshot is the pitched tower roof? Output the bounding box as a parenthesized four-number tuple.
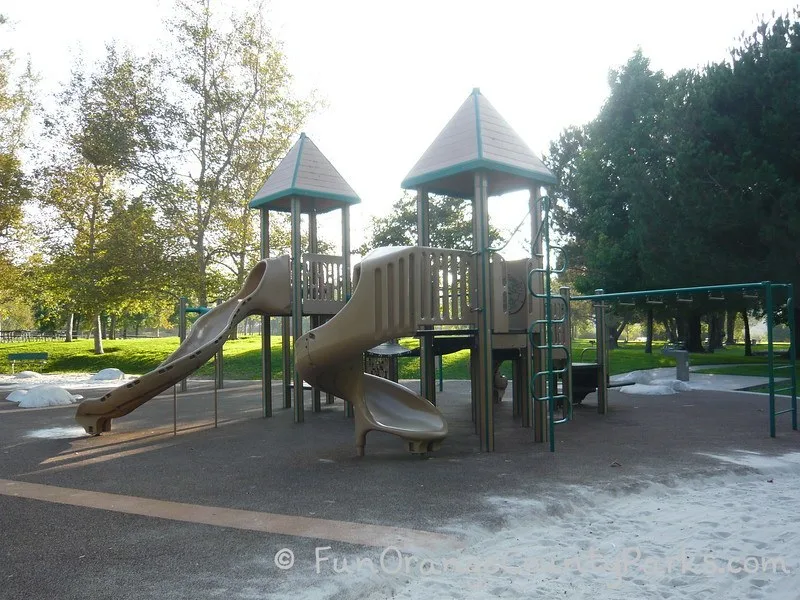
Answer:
(401, 88, 556, 198)
(249, 133, 360, 213)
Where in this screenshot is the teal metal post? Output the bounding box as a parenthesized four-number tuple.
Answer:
(260, 208, 272, 417)
(765, 281, 775, 437)
(789, 284, 798, 430)
(474, 172, 494, 452)
(291, 197, 304, 423)
(595, 289, 608, 415)
(529, 187, 542, 435)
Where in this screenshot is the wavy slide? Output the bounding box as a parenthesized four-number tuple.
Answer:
(75, 256, 292, 434)
(295, 247, 448, 455)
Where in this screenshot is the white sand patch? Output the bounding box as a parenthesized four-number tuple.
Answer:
(698, 451, 800, 471)
(619, 378, 693, 395)
(611, 367, 785, 395)
(5, 385, 82, 407)
(0, 371, 135, 391)
(90, 367, 125, 381)
(271, 454, 800, 600)
(619, 383, 678, 395)
(14, 370, 41, 379)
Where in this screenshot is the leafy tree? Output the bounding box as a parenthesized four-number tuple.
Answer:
(0, 15, 35, 325)
(549, 12, 800, 352)
(38, 45, 178, 352)
(155, 0, 314, 305)
(358, 192, 500, 253)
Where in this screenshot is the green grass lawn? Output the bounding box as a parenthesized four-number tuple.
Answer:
(0, 337, 794, 382)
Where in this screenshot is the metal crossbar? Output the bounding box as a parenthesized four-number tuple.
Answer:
(572, 281, 797, 438)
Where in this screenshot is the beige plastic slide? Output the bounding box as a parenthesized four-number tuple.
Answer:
(295, 247, 448, 455)
(75, 256, 291, 434)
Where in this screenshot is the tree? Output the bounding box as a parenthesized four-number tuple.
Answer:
(0, 15, 35, 315)
(547, 51, 671, 297)
(155, 0, 313, 306)
(359, 192, 500, 253)
(548, 13, 800, 352)
(38, 45, 177, 353)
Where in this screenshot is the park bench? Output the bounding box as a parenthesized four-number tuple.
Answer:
(6, 352, 49, 374)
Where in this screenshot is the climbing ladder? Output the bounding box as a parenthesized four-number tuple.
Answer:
(527, 195, 572, 452)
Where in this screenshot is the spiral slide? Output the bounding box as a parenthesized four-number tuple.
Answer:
(295, 247, 448, 455)
(75, 256, 292, 434)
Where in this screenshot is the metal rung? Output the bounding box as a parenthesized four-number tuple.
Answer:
(533, 394, 567, 403)
(553, 417, 569, 425)
(533, 369, 567, 378)
(773, 408, 795, 416)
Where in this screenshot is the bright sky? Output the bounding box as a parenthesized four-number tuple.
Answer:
(1, 0, 791, 256)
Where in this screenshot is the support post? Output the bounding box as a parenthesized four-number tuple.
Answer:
(789, 283, 798, 431)
(342, 205, 353, 418)
(291, 197, 304, 423)
(215, 298, 224, 390)
(417, 190, 436, 404)
(594, 288, 608, 414)
(532, 331, 546, 440)
(530, 188, 546, 439)
(530, 187, 543, 263)
(470, 339, 478, 430)
(282, 317, 291, 408)
(308, 209, 321, 413)
(213, 353, 218, 428)
(474, 172, 494, 452)
(766, 281, 775, 437)
(178, 297, 188, 393)
(173, 385, 177, 435)
(260, 208, 272, 417)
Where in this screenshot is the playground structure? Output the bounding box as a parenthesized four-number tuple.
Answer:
(73, 88, 797, 454)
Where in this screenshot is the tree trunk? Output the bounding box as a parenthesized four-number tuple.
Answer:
(645, 308, 654, 354)
(100, 314, 108, 340)
(135, 322, 140, 337)
(686, 313, 704, 353)
(93, 313, 104, 355)
(725, 309, 736, 345)
(65, 313, 74, 342)
(711, 313, 725, 349)
(742, 310, 752, 357)
(607, 318, 629, 350)
(707, 313, 724, 353)
(110, 314, 117, 340)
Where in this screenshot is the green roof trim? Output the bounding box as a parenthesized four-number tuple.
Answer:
(473, 88, 484, 160)
(249, 187, 361, 209)
(290, 133, 306, 188)
(401, 157, 557, 191)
